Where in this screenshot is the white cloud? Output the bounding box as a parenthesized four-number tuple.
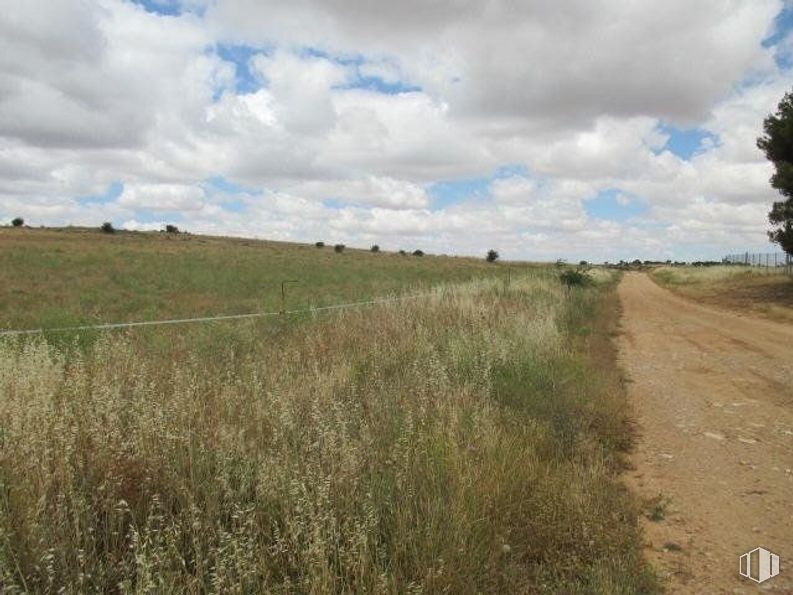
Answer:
(119, 183, 206, 211)
(0, 0, 791, 261)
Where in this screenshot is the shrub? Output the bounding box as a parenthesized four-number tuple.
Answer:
(100, 222, 115, 234)
(399, 249, 406, 255)
(334, 244, 345, 253)
(486, 249, 499, 263)
(412, 249, 424, 257)
(560, 268, 591, 287)
(165, 224, 179, 234)
(370, 244, 380, 253)
(579, 260, 588, 266)
(315, 241, 325, 248)
(11, 217, 24, 227)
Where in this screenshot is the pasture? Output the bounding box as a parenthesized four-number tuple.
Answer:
(0, 229, 655, 593)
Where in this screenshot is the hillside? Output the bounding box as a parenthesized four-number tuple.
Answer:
(0, 227, 517, 332)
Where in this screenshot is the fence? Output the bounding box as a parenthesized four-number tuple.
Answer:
(722, 251, 792, 273)
(0, 292, 437, 338)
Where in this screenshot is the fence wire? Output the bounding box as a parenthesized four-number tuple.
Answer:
(0, 293, 436, 338)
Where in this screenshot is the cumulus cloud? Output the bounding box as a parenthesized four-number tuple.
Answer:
(0, 0, 792, 261)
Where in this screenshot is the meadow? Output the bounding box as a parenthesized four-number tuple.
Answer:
(650, 264, 793, 323)
(0, 229, 655, 593)
(0, 228, 517, 332)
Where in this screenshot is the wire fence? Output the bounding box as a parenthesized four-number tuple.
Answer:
(0, 292, 437, 338)
(722, 251, 792, 273)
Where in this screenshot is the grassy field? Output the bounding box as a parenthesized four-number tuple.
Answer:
(0, 228, 522, 332)
(0, 229, 655, 593)
(650, 265, 793, 323)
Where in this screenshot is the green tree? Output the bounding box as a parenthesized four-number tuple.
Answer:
(757, 90, 793, 255)
(11, 217, 24, 227)
(486, 249, 499, 262)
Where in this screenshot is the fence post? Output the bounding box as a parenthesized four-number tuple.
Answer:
(280, 280, 299, 314)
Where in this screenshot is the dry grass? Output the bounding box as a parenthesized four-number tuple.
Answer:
(0, 270, 655, 593)
(651, 266, 793, 323)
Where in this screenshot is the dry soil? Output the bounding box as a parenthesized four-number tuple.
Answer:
(618, 272, 793, 593)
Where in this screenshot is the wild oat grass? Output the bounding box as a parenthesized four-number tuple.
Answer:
(0, 271, 655, 593)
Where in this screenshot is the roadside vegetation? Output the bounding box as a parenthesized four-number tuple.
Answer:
(650, 265, 793, 323)
(0, 237, 655, 592)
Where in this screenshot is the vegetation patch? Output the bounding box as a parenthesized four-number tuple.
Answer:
(0, 263, 656, 593)
(650, 265, 793, 323)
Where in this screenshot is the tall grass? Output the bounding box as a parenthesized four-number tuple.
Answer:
(651, 265, 785, 286)
(0, 272, 655, 593)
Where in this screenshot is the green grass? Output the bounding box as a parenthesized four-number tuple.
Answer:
(0, 228, 522, 332)
(0, 229, 656, 593)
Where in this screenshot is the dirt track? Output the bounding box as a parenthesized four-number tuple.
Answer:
(618, 273, 793, 593)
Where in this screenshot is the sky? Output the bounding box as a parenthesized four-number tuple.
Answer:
(1, 0, 793, 262)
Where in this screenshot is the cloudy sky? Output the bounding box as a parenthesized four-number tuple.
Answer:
(2, 0, 792, 261)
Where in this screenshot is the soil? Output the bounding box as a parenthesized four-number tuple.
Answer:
(618, 273, 793, 594)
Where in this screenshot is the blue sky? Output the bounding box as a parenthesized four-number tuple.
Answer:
(1, 0, 791, 262)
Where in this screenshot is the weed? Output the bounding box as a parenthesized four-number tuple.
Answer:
(645, 494, 670, 522)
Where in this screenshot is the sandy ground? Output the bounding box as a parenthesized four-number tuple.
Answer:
(618, 273, 793, 594)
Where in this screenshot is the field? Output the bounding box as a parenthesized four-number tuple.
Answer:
(0, 229, 655, 593)
(650, 265, 793, 323)
(0, 228, 519, 333)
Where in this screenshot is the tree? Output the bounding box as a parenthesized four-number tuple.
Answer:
(315, 241, 325, 248)
(486, 249, 499, 263)
(334, 244, 345, 253)
(412, 249, 424, 257)
(370, 244, 380, 252)
(165, 224, 179, 234)
(757, 90, 793, 255)
(101, 222, 115, 234)
(11, 217, 24, 227)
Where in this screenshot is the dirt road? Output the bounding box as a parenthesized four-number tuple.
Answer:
(618, 273, 793, 593)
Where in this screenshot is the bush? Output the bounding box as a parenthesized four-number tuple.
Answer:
(370, 244, 380, 253)
(334, 244, 345, 253)
(412, 249, 424, 257)
(100, 222, 115, 234)
(315, 241, 325, 248)
(165, 224, 179, 234)
(560, 268, 591, 287)
(486, 249, 499, 263)
(399, 250, 406, 255)
(11, 217, 24, 227)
